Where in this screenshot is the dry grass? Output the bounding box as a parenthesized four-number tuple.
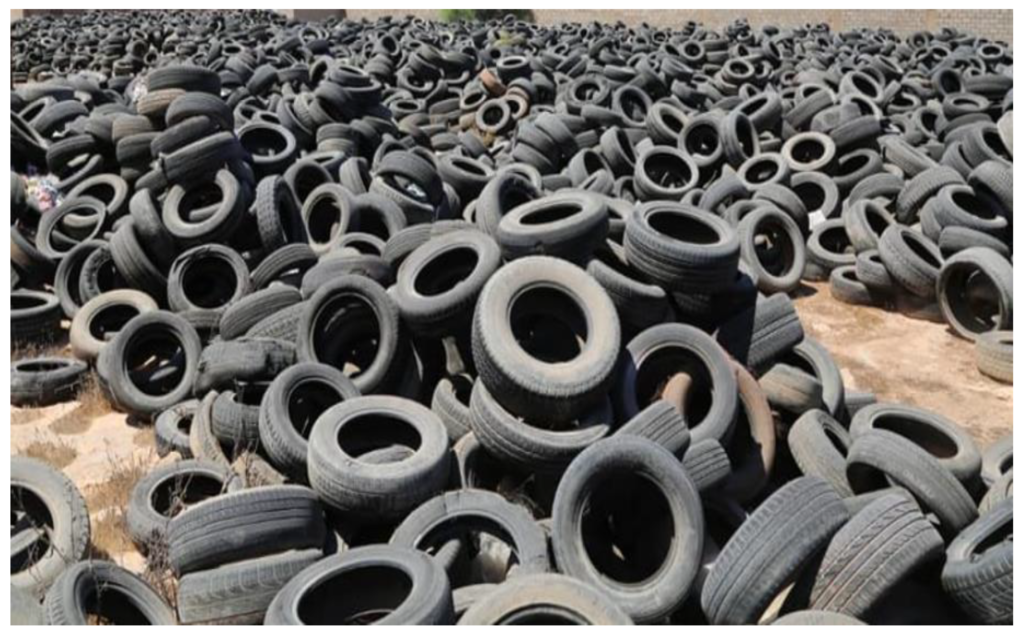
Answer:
(18, 436, 77, 468)
(133, 428, 157, 451)
(11, 406, 50, 425)
(49, 374, 112, 435)
(86, 452, 152, 558)
(10, 341, 69, 361)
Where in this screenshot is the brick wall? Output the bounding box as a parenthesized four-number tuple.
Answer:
(344, 9, 1013, 44)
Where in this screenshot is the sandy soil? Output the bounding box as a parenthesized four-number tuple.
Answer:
(10, 285, 1012, 572)
(794, 282, 1012, 447)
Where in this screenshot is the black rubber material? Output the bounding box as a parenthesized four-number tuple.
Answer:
(265, 545, 454, 625)
(552, 435, 704, 623)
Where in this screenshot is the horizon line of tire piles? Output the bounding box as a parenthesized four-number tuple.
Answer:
(10, 9, 1012, 626)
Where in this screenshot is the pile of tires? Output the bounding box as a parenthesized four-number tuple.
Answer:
(10, 10, 1012, 625)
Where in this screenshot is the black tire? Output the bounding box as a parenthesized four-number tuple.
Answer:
(633, 145, 699, 201)
(246, 301, 308, 343)
(850, 402, 982, 487)
(166, 92, 233, 132)
(737, 205, 806, 294)
(941, 499, 1013, 625)
(846, 431, 978, 539)
(979, 469, 1013, 515)
(12, 290, 62, 347)
(981, 434, 1012, 488)
(472, 256, 620, 426)
(843, 199, 896, 253)
(937, 247, 1013, 341)
(148, 65, 221, 94)
(178, 549, 323, 625)
(806, 219, 856, 274)
(878, 225, 944, 299)
(168, 485, 326, 575)
(383, 221, 476, 269)
(587, 243, 674, 332)
(788, 409, 855, 498)
(430, 375, 474, 443)
(10, 357, 88, 407)
(193, 337, 295, 394)
(259, 362, 360, 481)
(53, 239, 105, 318)
(469, 380, 613, 473)
(109, 220, 168, 299)
(393, 229, 502, 336)
(475, 171, 542, 237)
(265, 545, 454, 625)
(251, 243, 318, 290)
(189, 391, 232, 470)
(69, 289, 159, 361)
(458, 574, 633, 625)
(759, 363, 824, 414)
(103, 310, 202, 418)
(255, 175, 307, 253)
(614, 399, 690, 457)
(390, 488, 549, 583)
(700, 477, 848, 625)
(552, 435, 704, 622)
(495, 191, 609, 263)
(163, 132, 243, 187)
(155, 400, 198, 458)
(128, 189, 176, 268)
(616, 322, 738, 443)
(43, 561, 176, 625)
(855, 249, 895, 294)
(210, 390, 262, 450)
(162, 169, 245, 247)
(715, 291, 805, 374)
(682, 439, 732, 492)
(167, 244, 251, 314)
(307, 395, 450, 520)
(296, 275, 403, 394)
(895, 166, 964, 223)
(782, 131, 836, 173)
(976, 330, 1012, 383)
(808, 490, 944, 617)
(830, 265, 881, 307)
(625, 201, 740, 294)
(788, 337, 846, 419)
(219, 286, 302, 340)
(127, 460, 231, 550)
(300, 253, 393, 295)
(11, 457, 91, 597)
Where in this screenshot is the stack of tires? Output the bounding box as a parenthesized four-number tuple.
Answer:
(10, 10, 1012, 626)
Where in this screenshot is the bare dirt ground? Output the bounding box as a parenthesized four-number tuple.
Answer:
(10, 286, 1012, 571)
(794, 282, 1012, 447)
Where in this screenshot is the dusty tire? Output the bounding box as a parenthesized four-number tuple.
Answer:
(472, 256, 620, 426)
(941, 500, 1013, 625)
(700, 477, 848, 625)
(167, 485, 326, 575)
(11, 457, 91, 598)
(265, 545, 454, 625)
(43, 561, 176, 625)
(552, 436, 704, 622)
(808, 490, 944, 617)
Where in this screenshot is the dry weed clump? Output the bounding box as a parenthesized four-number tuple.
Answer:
(48, 373, 112, 435)
(17, 435, 77, 469)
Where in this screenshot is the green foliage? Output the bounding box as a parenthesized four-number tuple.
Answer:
(439, 9, 534, 23)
